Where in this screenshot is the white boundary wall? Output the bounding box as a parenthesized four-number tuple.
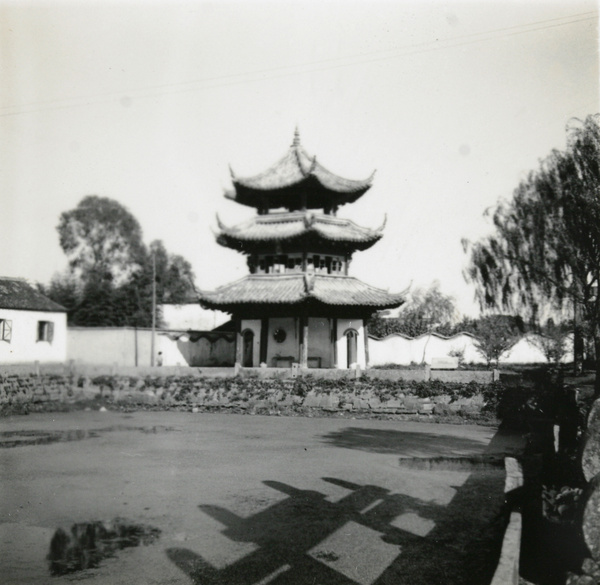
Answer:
(369, 331, 574, 366)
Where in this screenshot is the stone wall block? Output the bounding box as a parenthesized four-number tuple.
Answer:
(582, 421, 600, 483)
(583, 475, 600, 561)
(588, 398, 600, 430)
(304, 392, 321, 408)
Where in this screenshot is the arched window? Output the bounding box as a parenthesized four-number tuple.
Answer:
(242, 329, 254, 367)
(344, 329, 359, 368)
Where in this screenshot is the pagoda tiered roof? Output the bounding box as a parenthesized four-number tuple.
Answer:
(226, 130, 375, 211)
(198, 273, 405, 312)
(216, 211, 385, 253)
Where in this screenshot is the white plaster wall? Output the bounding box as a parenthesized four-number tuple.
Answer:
(502, 335, 546, 364)
(369, 333, 487, 366)
(68, 327, 173, 366)
(266, 317, 298, 366)
(502, 333, 574, 364)
(336, 318, 365, 369)
(67, 327, 235, 366)
(156, 334, 193, 366)
(161, 304, 229, 330)
(451, 333, 483, 364)
(0, 309, 66, 363)
(240, 319, 262, 366)
(308, 317, 332, 368)
(69, 328, 137, 365)
(368, 335, 414, 366)
(368, 332, 575, 366)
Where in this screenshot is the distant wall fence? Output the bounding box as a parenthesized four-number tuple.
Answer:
(368, 332, 574, 367)
(67, 327, 234, 368)
(64, 327, 573, 370)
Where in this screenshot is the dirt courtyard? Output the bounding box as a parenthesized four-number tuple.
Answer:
(0, 411, 526, 585)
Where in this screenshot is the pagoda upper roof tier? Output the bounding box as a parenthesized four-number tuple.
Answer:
(226, 130, 375, 211)
(216, 211, 385, 253)
(198, 273, 406, 313)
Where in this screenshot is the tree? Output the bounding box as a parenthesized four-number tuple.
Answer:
(464, 114, 600, 394)
(48, 197, 197, 327)
(532, 319, 571, 366)
(471, 315, 521, 368)
(368, 281, 458, 338)
(147, 240, 196, 304)
(116, 240, 197, 327)
(38, 272, 80, 314)
(57, 195, 145, 285)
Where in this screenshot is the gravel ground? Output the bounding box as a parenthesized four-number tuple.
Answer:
(0, 411, 526, 585)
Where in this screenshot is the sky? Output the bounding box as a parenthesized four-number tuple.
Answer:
(1, 0, 598, 318)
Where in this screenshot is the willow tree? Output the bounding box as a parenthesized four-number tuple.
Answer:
(464, 114, 600, 394)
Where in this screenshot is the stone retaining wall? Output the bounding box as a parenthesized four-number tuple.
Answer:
(0, 371, 76, 407)
(0, 365, 499, 418)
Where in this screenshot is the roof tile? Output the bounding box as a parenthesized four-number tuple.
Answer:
(199, 274, 405, 310)
(0, 277, 67, 312)
(217, 211, 383, 245)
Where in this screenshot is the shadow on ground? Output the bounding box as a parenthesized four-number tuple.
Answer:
(167, 472, 507, 585)
(0, 425, 176, 448)
(319, 426, 489, 456)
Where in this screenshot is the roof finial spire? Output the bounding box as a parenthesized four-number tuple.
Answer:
(292, 126, 301, 147)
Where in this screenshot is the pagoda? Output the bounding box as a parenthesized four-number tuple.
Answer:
(199, 130, 405, 369)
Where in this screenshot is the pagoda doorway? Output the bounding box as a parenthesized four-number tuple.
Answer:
(242, 329, 254, 367)
(345, 329, 358, 368)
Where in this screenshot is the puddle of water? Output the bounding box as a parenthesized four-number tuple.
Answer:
(0, 425, 176, 448)
(397, 455, 504, 471)
(47, 518, 161, 575)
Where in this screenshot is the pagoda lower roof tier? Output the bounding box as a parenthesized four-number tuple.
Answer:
(216, 211, 384, 253)
(198, 274, 406, 313)
(227, 138, 374, 210)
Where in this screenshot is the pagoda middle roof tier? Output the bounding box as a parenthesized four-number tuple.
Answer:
(198, 273, 406, 312)
(216, 211, 385, 253)
(226, 132, 375, 210)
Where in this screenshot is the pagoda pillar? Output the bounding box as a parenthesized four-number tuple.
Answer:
(235, 318, 243, 367)
(363, 320, 370, 368)
(331, 318, 338, 368)
(260, 318, 269, 365)
(299, 316, 309, 368)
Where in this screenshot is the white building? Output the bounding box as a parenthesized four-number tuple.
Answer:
(0, 277, 67, 364)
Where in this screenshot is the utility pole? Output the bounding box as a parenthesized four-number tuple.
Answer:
(151, 251, 156, 366)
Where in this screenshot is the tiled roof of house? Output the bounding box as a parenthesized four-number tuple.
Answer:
(216, 211, 384, 251)
(199, 274, 405, 310)
(0, 277, 67, 312)
(226, 130, 375, 209)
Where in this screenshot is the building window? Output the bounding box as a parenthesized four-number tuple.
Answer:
(272, 256, 286, 274)
(273, 328, 287, 343)
(315, 255, 328, 273)
(37, 321, 54, 343)
(0, 319, 12, 343)
(265, 256, 274, 274)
